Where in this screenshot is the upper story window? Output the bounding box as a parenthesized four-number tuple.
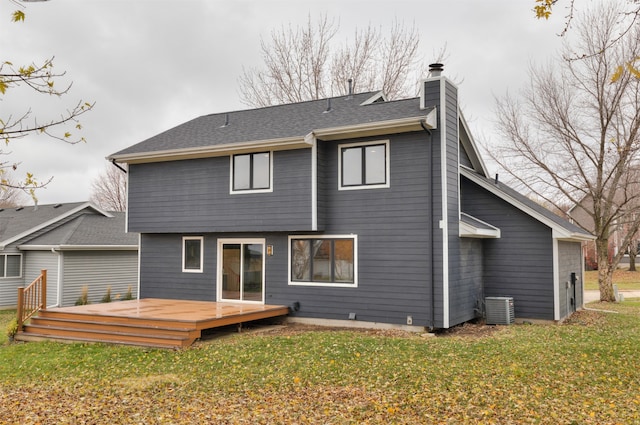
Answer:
(0, 254, 22, 278)
(183, 236, 203, 273)
(231, 151, 272, 193)
(339, 140, 389, 190)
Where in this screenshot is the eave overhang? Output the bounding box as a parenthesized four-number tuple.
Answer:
(17, 245, 138, 251)
(108, 137, 312, 165)
(461, 167, 596, 242)
(109, 114, 437, 165)
(459, 212, 501, 239)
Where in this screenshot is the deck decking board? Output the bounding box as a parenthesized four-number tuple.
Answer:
(16, 299, 289, 348)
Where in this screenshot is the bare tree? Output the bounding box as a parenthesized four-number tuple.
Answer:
(239, 16, 429, 107)
(491, 3, 640, 301)
(0, 173, 28, 207)
(1, 8, 94, 198)
(90, 165, 127, 212)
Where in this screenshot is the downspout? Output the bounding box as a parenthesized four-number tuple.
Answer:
(51, 247, 62, 308)
(420, 119, 435, 331)
(111, 159, 127, 174)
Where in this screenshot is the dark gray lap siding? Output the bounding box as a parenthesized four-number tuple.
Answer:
(288, 133, 435, 326)
(461, 176, 555, 320)
(139, 233, 218, 301)
(128, 150, 313, 234)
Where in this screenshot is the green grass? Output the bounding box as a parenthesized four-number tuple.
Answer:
(584, 269, 640, 290)
(2, 303, 640, 424)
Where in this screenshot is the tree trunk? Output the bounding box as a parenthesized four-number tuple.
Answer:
(628, 241, 637, 271)
(596, 238, 616, 302)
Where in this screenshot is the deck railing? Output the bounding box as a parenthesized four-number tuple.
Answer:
(17, 269, 47, 329)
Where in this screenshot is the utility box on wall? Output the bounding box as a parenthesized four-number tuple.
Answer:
(485, 297, 514, 325)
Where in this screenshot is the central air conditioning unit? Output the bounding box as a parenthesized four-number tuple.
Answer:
(485, 297, 514, 325)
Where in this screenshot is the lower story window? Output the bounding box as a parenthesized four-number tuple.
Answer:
(289, 235, 356, 287)
(183, 236, 203, 273)
(0, 254, 22, 278)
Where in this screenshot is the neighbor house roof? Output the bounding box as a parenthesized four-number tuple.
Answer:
(461, 167, 595, 241)
(108, 92, 438, 164)
(19, 212, 137, 250)
(0, 202, 136, 250)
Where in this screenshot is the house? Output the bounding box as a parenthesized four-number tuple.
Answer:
(0, 202, 138, 308)
(108, 65, 593, 329)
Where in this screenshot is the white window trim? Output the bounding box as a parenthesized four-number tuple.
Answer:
(217, 238, 266, 304)
(182, 236, 204, 273)
(229, 151, 274, 194)
(338, 140, 390, 191)
(288, 234, 358, 288)
(0, 254, 23, 279)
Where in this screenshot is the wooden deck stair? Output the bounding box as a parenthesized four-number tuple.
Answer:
(15, 299, 289, 349)
(19, 310, 201, 348)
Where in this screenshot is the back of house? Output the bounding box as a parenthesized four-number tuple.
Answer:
(110, 66, 593, 329)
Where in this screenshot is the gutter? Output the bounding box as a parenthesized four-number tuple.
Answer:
(109, 116, 437, 165)
(18, 245, 138, 251)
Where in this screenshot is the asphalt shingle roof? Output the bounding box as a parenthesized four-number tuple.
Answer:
(0, 202, 137, 248)
(0, 202, 88, 244)
(24, 212, 137, 246)
(461, 168, 594, 239)
(110, 92, 427, 157)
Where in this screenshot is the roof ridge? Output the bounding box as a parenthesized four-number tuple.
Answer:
(201, 91, 383, 118)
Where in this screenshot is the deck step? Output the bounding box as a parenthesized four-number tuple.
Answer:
(29, 316, 199, 337)
(21, 324, 197, 348)
(14, 332, 189, 349)
(15, 300, 289, 348)
(35, 310, 197, 330)
(19, 310, 201, 348)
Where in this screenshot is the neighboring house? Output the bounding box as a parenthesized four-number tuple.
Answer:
(108, 66, 593, 328)
(0, 202, 138, 308)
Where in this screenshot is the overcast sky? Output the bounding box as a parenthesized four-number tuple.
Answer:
(1, 0, 569, 205)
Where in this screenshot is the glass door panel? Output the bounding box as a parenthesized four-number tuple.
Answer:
(222, 244, 241, 300)
(220, 241, 264, 303)
(242, 244, 263, 302)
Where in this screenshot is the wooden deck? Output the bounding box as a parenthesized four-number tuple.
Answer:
(16, 299, 289, 349)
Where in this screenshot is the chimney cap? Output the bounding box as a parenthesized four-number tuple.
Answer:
(428, 63, 444, 77)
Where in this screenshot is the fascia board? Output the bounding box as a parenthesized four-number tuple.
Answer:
(18, 245, 138, 251)
(459, 222, 501, 238)
(0, 202, 112, 248)
(109, 137, 312, 164)
(312, 116, 435, 141)
(459, 213, 501, 238)
(111, 116, 436, 164)
(461, 168, 596, 242)
(459, 114, 489, 176)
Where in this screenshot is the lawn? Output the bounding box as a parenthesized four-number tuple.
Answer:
(584, 268, 640, 290)
(2, 303, 640, 424)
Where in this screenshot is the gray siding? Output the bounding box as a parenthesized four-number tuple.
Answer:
(461, 176, 555, 320)
(62, 251, 138, 306)
(0, 246, 26, 308)
(422, 79, 445, 328)
(127, 150, 313, 233)
(558, 241, 583, 318)
(458, 238, 484, 319)
(24, 251, 59, 308)
(140, 132, 439, 327)
(139, 234, 217, 301)
(285, 132, 435, 326)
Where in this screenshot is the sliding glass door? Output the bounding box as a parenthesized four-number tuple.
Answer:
(218, 239, 264, 303)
